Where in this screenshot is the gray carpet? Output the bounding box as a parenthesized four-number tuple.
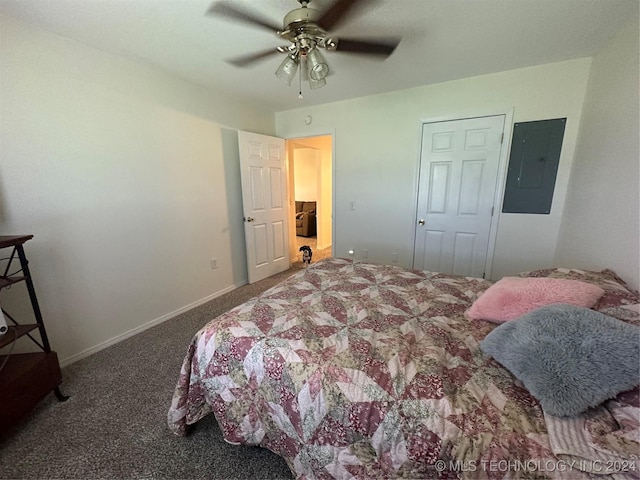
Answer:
(0, 257, 330, 479)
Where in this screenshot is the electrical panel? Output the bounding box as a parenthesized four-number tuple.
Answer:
(502, 118, 566, 214)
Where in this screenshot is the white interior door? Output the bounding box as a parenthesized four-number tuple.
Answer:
(413, 115, 505, 278)
(238, 130, 289, 284)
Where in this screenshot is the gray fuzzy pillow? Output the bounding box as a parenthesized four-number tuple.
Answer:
(480, 303, 640, 417)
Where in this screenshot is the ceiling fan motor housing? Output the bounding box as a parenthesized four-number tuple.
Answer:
(282, 6, 324, 38)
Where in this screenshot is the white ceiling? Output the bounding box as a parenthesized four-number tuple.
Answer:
(1, 0, 637, 113)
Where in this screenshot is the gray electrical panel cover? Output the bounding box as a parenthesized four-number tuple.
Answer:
(502, 118, 566, 214)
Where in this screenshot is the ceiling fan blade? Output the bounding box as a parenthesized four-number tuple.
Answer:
(207, 2, 281, 33)
(226, 48, 281, 67)
(317, 0, 381, 32)
(335, 37, 401, 57)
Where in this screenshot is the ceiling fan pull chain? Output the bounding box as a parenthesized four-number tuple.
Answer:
(298, 57, 304, 99)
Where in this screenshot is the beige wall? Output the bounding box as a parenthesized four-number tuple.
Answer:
(555, 20, 639, 290)
(0, 16, 275, 364)
(276, 58, 591, 278)
(317, 139, 333, 251)
(293, 149, 319, 202)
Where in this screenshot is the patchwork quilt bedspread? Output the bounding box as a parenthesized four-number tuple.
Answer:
(167, 258, 639, 479)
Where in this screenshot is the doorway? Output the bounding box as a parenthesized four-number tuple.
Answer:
(286, 135, 333, 264)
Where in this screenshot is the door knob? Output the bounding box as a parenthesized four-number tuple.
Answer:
(245, 216, 254, 222)
(418, 219, 425, 226)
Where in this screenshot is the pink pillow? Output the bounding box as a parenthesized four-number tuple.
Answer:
(465, 277, 605, 323)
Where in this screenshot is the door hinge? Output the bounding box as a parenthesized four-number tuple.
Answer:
(482, 272, 486, 279)
(491, 206, 494, 217)
(500, 133, 504, 144)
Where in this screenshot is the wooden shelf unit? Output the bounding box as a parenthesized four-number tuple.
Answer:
(0, 235, 67, 431)
(0, 324, 39, 350)
(0, 276, 27, 289)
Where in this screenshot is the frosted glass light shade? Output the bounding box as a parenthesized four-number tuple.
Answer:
(309, 76, 326, 89)
(275, 55, 299, 85)
(306, 48, 329, 81)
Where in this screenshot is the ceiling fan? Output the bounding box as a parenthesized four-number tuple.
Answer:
(208, 0, 401, 94)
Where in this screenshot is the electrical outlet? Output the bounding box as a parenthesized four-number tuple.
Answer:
(391, 252, 399, 264)
(362, 249, 368, 259)
(349, 201, 356, 211)
(210, 258, 217, 269)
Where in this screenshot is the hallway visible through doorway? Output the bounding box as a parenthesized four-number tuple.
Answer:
(287, 134, 333, 263)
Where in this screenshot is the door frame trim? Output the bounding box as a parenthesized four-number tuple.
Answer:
(411, 107, 515, 278)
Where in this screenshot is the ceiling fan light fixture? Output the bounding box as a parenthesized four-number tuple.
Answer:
(275, 54, 299, 86)
(308, 75, 326, 90)
(215, 0, 402, 97)
(306, 47, 329, 81)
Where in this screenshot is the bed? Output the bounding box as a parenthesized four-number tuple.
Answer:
(168, 258, 640, 479)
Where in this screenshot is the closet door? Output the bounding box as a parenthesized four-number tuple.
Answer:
(413, 115, 505, 278)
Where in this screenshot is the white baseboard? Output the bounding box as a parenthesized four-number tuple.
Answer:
(59, 281, 248, 367)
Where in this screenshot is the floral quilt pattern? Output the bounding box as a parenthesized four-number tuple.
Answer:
(168, 259, 638, 479)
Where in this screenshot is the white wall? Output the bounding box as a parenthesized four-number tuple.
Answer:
(555, 20, 639, 291)
(276, 59, 591, 278)
(0, 15, 274, 364)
